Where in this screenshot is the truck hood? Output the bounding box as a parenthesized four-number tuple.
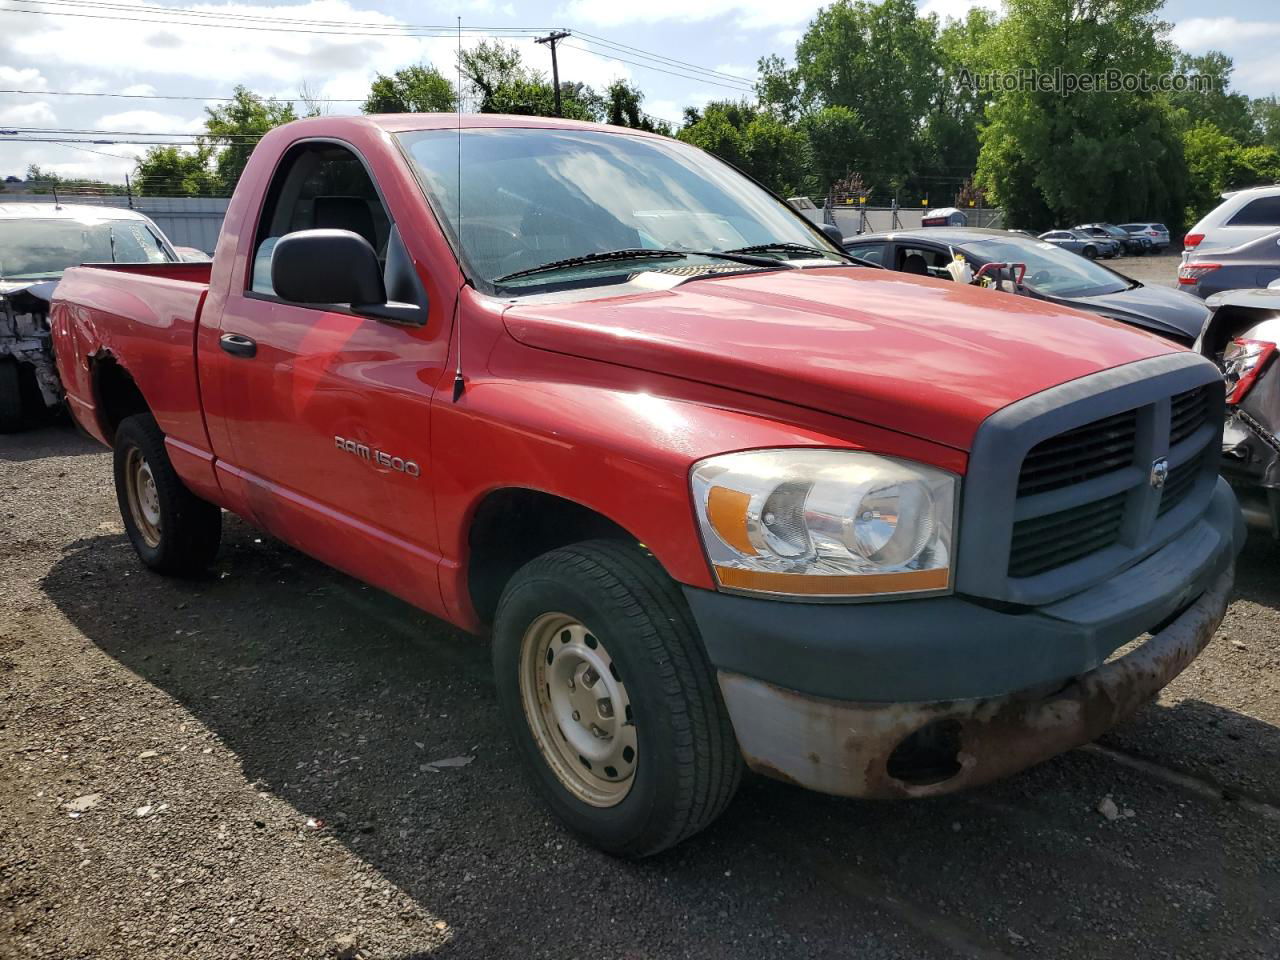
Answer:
(502, 266, 1180, 451)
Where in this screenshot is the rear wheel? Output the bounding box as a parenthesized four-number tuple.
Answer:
(0, 358, 24, 433)
(113, 413, 221, 575)
(493, 540, 742, 857)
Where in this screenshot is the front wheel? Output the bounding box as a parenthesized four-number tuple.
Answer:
(113, 413, 222, 575)
(493, 540, 742, 857)
(1083, 245, 1098, 260)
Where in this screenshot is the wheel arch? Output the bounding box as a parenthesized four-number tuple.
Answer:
(90, 353, 151, 445)
(464, 487, 644, 627)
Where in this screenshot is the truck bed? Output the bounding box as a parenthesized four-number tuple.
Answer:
(51, 261, 213, 464)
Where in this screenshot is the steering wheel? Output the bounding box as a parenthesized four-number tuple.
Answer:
(1028, 270, 1052, 287)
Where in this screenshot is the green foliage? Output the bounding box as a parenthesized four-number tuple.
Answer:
(20, 164, 128, 195)
(204, 87, 297, 192)
(133, 146, 219, 197)
(1253, 96, 1280, 152)
(603, 80, 672, 135)
(361, 64, 456, 114)
(1170, 51, 1256, 144)
(677, 101, 808, 196)
(1184, 120, 1280, 221)
(974, 0, 1188, 230)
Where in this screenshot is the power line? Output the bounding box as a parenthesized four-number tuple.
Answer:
(1, 1, 757, 94)
(0, 88, 366, 103)
(561, 42, 756, 93)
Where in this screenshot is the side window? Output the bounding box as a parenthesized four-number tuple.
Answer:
(845, 242, 884, 265)
(896, 245, 950, 278)
(1227, 197, 1280, 227)
(251, 143, 392, 296)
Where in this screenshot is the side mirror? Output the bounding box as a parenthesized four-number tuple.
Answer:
(819, 223, 845, 247)
(271, 229, 386, 307)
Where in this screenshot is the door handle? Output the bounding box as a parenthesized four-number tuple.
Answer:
(219, 333, 257, 358)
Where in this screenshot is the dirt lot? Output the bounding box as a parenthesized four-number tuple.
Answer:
(2, 423, 1279, 960)
(1109, 251, 1182, 289)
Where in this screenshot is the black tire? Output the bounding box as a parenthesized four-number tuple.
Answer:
(0, 358, 24, 433)
(113, 413, 221, 575)
(1083, 245, 1098, 260)
(493, 539, 742, 857)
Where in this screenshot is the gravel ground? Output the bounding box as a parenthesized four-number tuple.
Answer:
(2, 423, 1279, 960)
(1108, 251, 1183, 289)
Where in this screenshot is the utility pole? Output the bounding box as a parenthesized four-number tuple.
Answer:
(535, 30, 570, 117)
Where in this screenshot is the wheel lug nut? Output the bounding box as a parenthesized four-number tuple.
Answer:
(572, 710, 581, 721)
(597, 699, 613, 718)
(590, 724, 607, 739)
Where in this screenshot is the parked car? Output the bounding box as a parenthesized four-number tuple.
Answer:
(1197, 285, 1280, 537)
(0, 202, 179, 431)
(1178, 212, 1280, 300)
(1119, 221, 1171, 252)
(1076, 223, 1147, 255)
(844, 228, 1209, 343)
(52, 114, 1240, 856)
(1038, 228, 1119, 259)
(1184, 184, 1280, 260)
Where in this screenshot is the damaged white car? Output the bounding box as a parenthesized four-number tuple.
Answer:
(1, 202, 180, 431)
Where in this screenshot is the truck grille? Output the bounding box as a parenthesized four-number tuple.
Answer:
(1016, 409, 1138, 496)
(1006, 383, 1220, 581)
(1009, 491, 1127, 578)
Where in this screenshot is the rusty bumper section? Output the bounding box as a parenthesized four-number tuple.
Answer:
(718, 567, 1233, 799)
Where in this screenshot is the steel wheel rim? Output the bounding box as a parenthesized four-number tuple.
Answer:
(518, 612, 637, 807)
(124, 447, 162, 549)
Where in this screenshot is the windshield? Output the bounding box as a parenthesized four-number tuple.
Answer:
(0, 218, 173, 281)
(962, 235, 1130, 298)
(396, 128, 843, 291)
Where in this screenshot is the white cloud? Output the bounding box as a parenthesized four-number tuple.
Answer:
(0, 66, 49, 90)
(0, 101, 57, 125)
(121, 84, 159, 97)
(556, 0, 824, 30)
(1169, 18, 1280, 98)
(714, 63, 755, 79)
(916, 0, 998, 21)
(95, 110, 206, 134)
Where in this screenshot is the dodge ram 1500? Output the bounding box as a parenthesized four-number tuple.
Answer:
(52, 114, 1243, 856)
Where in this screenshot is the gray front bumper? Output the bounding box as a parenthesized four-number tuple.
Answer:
(716, 563, 1232, 798)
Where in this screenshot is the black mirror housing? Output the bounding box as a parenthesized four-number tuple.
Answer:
(819, 223, 845, 246)
(271, 229, 386, 307)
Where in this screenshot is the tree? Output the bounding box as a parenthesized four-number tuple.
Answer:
(1184, 120, 1280, 222)
(1169, 51, 1256, 143)
(361, 64, 456, 114)
(974, 0, 1188, 230)
(603, 80, 671, 134)
(797, 105, 865, 196)
(791, 0, 941, 190)
(459, 41, 599, 120)
(133, 145, 218, 197)
(678, 101, 807, 196)
(204, 86, 297, 193)
(1253, 95, 1280, 152)
(22, 163, 126, 196)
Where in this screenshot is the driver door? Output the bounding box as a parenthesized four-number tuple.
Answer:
(209, 140, 452, 611)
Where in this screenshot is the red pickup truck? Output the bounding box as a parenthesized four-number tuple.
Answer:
(52, 114, 1241, 856)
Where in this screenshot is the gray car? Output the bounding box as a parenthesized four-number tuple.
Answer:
(1178, 229, 1280, 300)
(845, 227, 1210, 344)
(1037, 228, 1119, 259)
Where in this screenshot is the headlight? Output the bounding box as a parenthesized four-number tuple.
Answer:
(691, 449, 956, 600)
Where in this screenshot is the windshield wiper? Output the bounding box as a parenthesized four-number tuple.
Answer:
(724, 241, 879, 269)
(494, 247, 783, 284)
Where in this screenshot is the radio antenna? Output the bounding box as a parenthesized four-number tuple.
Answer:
(452, 14, 466, 402)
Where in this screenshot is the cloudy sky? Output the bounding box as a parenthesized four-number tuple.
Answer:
(1, 0, 1276, 184)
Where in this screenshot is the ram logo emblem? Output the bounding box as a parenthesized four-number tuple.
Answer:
(1149, 457, 1169, 490)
